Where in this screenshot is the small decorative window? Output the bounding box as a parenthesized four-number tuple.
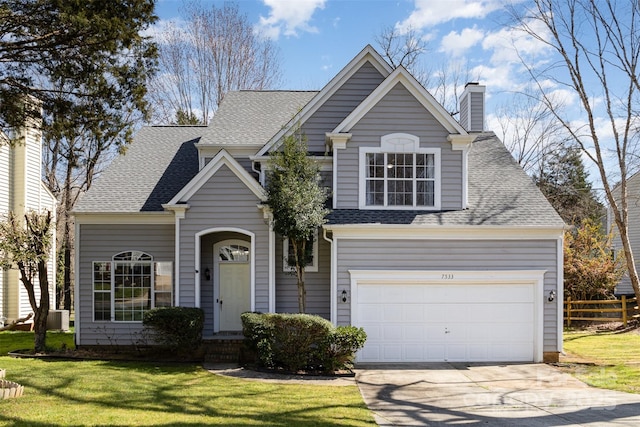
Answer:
(283, 231, 319, 273)
(92, 251, 173, 322)
(218, 244, 250, 262)
(359, 133, 440, 210)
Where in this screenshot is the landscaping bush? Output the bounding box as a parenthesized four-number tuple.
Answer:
(241, 312, 366, 373)
(322, 326, 368, 372)
(143, 307, 204, 351)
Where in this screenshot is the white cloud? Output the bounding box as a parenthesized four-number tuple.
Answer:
(469, 64, 519, 92)
(439, 27, 484, 57)
(482, 19, 552, 65)
(397, 0, 504, 31)
(257, 0, 326, 39)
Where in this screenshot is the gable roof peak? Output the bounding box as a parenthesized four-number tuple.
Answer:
(333, 64, 468, 135)
(255, 44, 394, 156)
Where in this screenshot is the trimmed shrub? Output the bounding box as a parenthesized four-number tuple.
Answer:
(241, 312, 367, 373)
(143, 307, 205, 351)
(322, 326, 368, 372)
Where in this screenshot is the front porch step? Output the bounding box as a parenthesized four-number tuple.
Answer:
(202, 338, 248, 364)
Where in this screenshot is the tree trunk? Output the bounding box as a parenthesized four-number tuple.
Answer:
(63, 160, 73, 311)
(63, 222, 72, 311)
(293, 239, 307, 313)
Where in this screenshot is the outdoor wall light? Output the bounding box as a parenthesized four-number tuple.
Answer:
(204, 268, 211, 281)
(341, 289, 348, 303)
(548, 290, 556, 302)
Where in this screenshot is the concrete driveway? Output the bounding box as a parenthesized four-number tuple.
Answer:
(355, 363, 640, 426)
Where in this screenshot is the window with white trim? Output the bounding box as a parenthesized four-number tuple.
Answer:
(359, 133, 440, 209)
(282, 231, 318, 272)
(92, 251, 173, 322)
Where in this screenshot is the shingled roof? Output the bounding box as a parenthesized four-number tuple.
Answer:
(74, 126, 203, 213)
(198, 91, 317, 146)
(74, 91, 317, 214)
(326, 133, 566, 228)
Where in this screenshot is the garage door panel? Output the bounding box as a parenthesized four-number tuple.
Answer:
(404, 324, 427, 340)
(355, 282, 536, 363)
(403, 305, 426, 321)
(358, 304, 382, 322)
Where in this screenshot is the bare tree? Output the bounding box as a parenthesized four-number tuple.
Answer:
(494, 91, 569, 175)
(510, 0, 640, 302)
(430, 60, 474, 118)
(375, 25, 427, 73)
(147, 1, 282, 124)
(375, 26, 473, 116)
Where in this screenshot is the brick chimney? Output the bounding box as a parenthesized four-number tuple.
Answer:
(459, 82, 485, 132)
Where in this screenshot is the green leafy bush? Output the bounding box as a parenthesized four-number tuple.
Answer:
(323, 326, 368, 372)
(143, 307, 204, 351)
(241, 312, 366, 373)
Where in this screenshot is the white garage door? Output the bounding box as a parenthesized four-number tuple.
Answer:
(355, 282, 536, 363)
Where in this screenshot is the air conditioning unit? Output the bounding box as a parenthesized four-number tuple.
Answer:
(46, 310, 70, 331)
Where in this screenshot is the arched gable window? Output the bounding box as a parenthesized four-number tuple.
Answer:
(93, 251, 172, 322)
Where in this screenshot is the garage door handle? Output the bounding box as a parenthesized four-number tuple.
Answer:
(445, 328, 450, 334)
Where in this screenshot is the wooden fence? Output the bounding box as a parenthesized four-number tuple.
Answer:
(564, 296, 639, 327)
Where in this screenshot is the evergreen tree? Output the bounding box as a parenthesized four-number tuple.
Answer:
(535, 145, 604, 226)
(266, 129, 329, 313)
(0, 0, 157, 134)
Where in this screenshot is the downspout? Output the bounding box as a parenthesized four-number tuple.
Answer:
(323, 228, 337, 325)
(73, 218, 81, 347)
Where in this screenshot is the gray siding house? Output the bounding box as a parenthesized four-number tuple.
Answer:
(73, 45, 565, 363)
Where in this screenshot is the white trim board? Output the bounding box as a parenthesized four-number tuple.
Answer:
(168, 149, 266, 205)
(325, 225, 564, 240)
(255, 45, 392, 157)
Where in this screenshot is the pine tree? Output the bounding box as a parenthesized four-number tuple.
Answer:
(535, 146, 604, 226)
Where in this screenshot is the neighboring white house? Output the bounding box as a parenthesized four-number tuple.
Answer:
(610, 172, 640, 296)
(0, 114, 57, 325)
(74, 45, 566, 363)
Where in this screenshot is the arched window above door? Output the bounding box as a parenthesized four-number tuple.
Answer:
(218, 244, 250, 262)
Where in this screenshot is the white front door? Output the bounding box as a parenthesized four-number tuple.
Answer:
(214, 240, 250, 332)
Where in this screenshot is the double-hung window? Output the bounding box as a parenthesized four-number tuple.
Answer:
(93, 251, 173, 322)
(359, 133, 440, 209)
(282, 230, 319, 272)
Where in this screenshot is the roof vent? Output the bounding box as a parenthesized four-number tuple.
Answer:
(459, 82, 485, 132)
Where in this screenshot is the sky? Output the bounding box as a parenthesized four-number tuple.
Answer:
(154, 0, 532, 95)
(151, 0, 628, 189)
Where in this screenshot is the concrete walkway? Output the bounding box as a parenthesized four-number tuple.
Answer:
(355, 363, 640, 426)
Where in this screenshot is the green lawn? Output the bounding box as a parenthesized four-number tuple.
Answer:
(0, 331, 374, 426)
(562, 329, 640, 394)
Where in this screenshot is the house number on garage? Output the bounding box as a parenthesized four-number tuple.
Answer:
(441, 274, 454, 280)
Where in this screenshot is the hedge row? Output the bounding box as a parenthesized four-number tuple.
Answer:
(241, 312, 366, 373)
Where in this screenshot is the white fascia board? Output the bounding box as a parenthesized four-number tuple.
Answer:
(324, 224, 564, 240)
(348, 269, 547, 284)
(447, 134, 476, 150)
(39, 181, 58, 208)
(73, 212, 174, 224)
(333, 67, 468, 136)
(168, 149, 266, 204)
(197, 144, 262, 159)
(255, 45, 392, 157)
